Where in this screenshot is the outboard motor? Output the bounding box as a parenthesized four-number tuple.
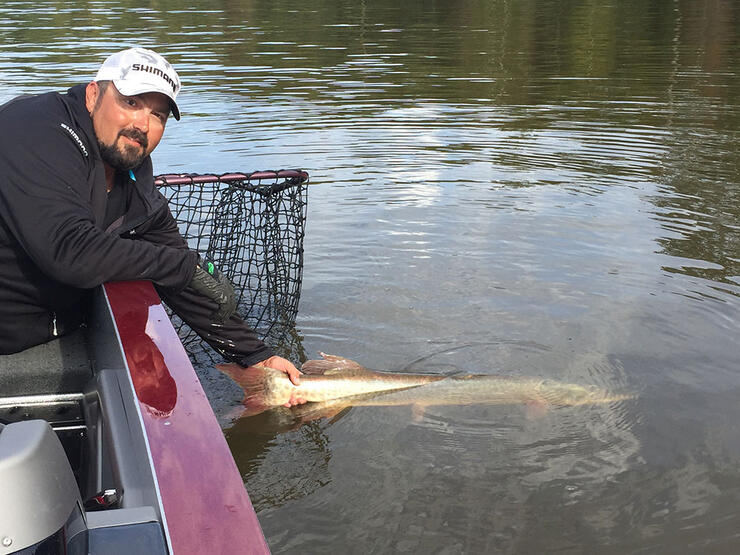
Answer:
(0, 420, 86, 554)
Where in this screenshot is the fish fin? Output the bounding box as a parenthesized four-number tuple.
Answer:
(327, 406, 353, 424)
(289, 400, 351, 422)
(301, 353, 366, 375)
(222, 404, 248, 424)
(299, 360, 330, 375)
(215, 362, 244, 382)
(215, 363, 273, 417)
(524, 399, 549, 420)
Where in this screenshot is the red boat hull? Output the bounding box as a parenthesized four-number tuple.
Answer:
(104, 281, 269, 555)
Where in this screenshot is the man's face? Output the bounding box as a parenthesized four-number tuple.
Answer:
(85, 81, 170, 170)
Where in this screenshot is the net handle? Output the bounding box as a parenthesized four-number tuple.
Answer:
(154, 169, 309, 187)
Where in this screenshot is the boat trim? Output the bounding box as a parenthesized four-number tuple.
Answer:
(101, 284, 174, 553)
(0, 392, 83, 406)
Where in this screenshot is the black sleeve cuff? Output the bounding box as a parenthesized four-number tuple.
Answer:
(230, 346, 275, 368)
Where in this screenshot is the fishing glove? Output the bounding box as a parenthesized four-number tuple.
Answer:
(189, 258, 238, 323)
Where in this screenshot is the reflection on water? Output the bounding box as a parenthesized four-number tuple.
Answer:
(3, 0, 739, 552)
(226, 414, 333, 512)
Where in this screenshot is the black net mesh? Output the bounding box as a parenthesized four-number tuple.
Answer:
(155, 170, 308, 364)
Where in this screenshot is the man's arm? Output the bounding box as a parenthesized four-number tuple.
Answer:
(157, 277, 302, 387)
(0, 117, 198, 291)
(141, 203, 302, 386)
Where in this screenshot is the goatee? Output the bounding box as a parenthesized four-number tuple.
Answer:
(96, 128, 149, 171)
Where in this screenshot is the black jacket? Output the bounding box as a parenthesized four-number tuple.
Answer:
(0, 84, 273, 365)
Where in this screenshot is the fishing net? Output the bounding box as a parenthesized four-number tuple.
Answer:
(155, 170, 308, 364)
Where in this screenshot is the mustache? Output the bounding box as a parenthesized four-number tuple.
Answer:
(118, 128, 148, 149)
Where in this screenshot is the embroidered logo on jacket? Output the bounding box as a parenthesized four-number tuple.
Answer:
(60, 123, 88, 157)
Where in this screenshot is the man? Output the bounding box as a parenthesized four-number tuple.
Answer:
(0, 47, 304, 401)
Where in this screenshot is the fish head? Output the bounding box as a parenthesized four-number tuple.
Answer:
(537, 380, 633, 406)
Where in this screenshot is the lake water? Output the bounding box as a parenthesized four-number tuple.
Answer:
(2, 1, 739, 552)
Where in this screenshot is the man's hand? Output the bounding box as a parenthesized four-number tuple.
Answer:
(257, 355, 307, 407)
(189, 258, 237, 322)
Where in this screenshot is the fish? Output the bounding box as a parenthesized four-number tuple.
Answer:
(217, 353, 445, 416)
(217, 353, 633, 419)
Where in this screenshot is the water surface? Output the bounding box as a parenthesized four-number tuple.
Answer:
(2, 1, 739, 552)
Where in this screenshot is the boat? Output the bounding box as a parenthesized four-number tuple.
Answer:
(0, 170, 309, 554)
(0, 282, 268, 554)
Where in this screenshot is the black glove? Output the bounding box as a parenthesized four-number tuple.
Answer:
(189, 258, 237, 323)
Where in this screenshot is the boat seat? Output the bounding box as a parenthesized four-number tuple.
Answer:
(0, 329, 93, 397)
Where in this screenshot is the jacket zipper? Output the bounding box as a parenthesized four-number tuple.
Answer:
(115, 170, 164, 236)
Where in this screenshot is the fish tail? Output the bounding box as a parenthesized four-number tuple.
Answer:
(216, 363, 275, 416)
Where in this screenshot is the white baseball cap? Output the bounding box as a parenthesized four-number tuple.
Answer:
(94, 47, 181, 120)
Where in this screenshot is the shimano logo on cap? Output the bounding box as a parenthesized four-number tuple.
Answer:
(131, 63, 179, 93)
